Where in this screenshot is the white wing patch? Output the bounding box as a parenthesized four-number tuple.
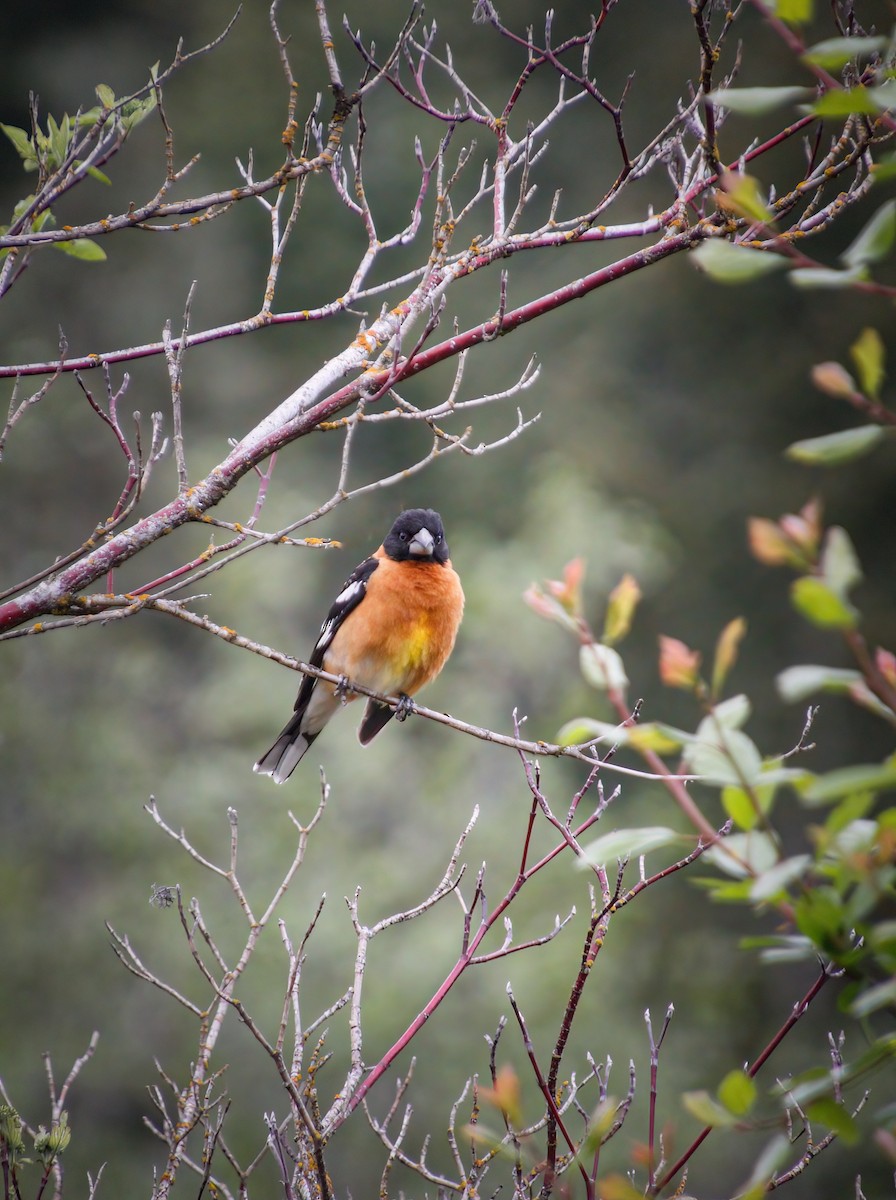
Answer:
(313, 577, 367, 656)
(334, 577, 366, 609)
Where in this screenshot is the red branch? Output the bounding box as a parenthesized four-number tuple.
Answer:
(650, 966, 835, 1196)
(0, 227, 699, 636)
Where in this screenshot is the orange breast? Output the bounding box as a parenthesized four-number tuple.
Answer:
(324, 558, 464, 697)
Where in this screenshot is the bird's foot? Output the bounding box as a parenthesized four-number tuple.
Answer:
(335, 674, 352, 704)
(394, 692, 416, 722)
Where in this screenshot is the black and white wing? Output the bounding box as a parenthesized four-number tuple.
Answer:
(292, 555, 380, 715)
(253, 556, 380, 783)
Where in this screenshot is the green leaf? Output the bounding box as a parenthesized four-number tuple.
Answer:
(556, 717, 608, 747)
(744, 933, 816, 963)
(52, 238, 107, 262)
(694, 875, 755, 902)
(84, 165, 112, 186)
(685, 711, 762, 787)
(784, 1067, 840, 1108)
(805, 1098, 860, 1143)
(842, 202, 896, 271)
(603, 574, 641, 645)
(121, 93, 157, 133)
(825, 791, 875, 834)
(786, 424, 884, 466)
(849, 327, 886, 399)
(775, 0, 813, 23)
(722, 780, 777, 831)
(722, 786, 760, 831)
(870, 79, 896, 113)
(718, 1069, 757, 1116)
(791, 577, 857, 629)
(682, 1090, 737, 1127)
(802, 35, 889, 70)
(794, 886, 849, 945)
(580, 826, 679, 867)
(556, 717, 685, 754)
(692, 240, 789, 284)
(812, 85, 891, 116)
(820, 526, 861, 598)
(46, 112, 71, 167)
(707, 86, 813, 115)
(776, 664, 863, 702)
(579, 1096, 624, 1154)
(75, 106, 104, 129)
(0, 123, 34, 162)
(710, 693, 751, 730)
(688, 730, 763, 787)
(712, 617, 747, 698)
(29, 209, 54, 233)
(11, 196, 36, 223)
(824, 815, 880, 858)
(804, 759, 896, 803)
(652, 722, 695, 746)
(703, 832, 778, 880)
(95, 83, 117, 108)
(750, 854, 811, 901)
(868, 916, 896, 949)
(872, 152, 896, 184)
(784, 1040, 896, 1111)
(718, 171, 776, 225)
(756, 764, 809, 788)
(789, 264, 870, 288)
(850, 977, 896, 1019)
(626, 723, 685, 755)
(579, 642, 628, 692)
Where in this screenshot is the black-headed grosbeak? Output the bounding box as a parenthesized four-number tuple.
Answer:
(254, 508, 464, 783)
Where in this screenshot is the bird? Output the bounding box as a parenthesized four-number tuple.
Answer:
(254, 508, 464, 783)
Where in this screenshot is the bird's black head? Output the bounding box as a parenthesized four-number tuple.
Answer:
(383, 508, 450, 564)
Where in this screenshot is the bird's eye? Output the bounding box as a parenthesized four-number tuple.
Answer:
(435, 533, 442, 543)
(399, 531, 409, 541)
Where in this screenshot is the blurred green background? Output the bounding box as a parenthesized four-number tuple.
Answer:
(2, 1, 895, 1195)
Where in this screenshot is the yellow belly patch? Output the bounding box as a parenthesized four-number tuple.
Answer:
(399, 619, 431, 669)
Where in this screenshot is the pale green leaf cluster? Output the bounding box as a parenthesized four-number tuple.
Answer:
(1, 75, 158, 268)
(786, 329, 891, 469)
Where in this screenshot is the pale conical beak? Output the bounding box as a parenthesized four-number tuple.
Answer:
(409, 527, 435, 557)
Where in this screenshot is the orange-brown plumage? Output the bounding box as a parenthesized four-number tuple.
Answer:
(324, 551, 463, 699)
(254, 509, 463, 782)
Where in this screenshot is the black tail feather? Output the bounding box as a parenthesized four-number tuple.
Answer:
(357, 700, 395, 745)
(254, 713, 319, 784)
